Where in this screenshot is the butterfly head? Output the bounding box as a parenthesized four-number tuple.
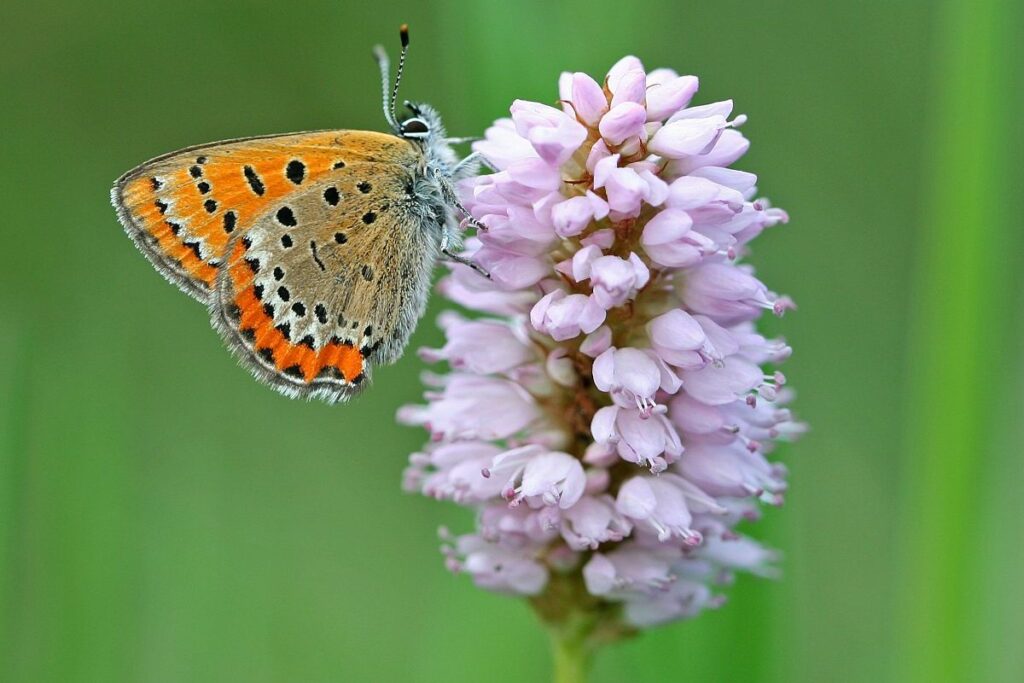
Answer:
(399, 100, 459, 175)
(375, 27, 456, 173)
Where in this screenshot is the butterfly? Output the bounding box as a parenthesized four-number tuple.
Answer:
(111, 26, 486, 403)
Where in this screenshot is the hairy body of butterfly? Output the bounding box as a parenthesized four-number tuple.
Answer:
(111, 29, 483, 403)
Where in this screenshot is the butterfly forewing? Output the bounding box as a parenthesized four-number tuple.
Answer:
(112, 130, 414, 301)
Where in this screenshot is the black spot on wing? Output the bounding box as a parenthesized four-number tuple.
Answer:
(280, 234, 293, 248)
(357, 181, 371, 194)
(223, 211, 237, 233)
(204, 199, 217, 213)
(323, 186, 340, 206)
(362, 211, 376, 224)
(276, 206, 297, 226)
(197, 181, 211, 194)
(273, 266, 284, 280)
(361, 265, 374, 281)
(314, 304, 328, 324)
(334, 232, 347, 244)
(243, 165, 265, 196)
(360, 338, 382, 358)
(285, 159, 306, 185)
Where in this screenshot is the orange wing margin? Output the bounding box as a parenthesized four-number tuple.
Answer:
(214, 235, 367, 403)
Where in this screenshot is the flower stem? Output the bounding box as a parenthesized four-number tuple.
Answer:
(550, 627, 591, 683)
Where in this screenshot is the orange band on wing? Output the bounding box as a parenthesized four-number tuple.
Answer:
(126, 180, 219, 287)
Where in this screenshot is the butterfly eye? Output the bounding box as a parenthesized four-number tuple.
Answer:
(400, 117, 430, 139)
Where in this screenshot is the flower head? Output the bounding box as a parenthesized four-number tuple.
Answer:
(401, 55, 802, 639)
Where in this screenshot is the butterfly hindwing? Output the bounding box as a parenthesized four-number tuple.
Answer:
(212, 168, 441, 403)
(111, 130, 417, 302)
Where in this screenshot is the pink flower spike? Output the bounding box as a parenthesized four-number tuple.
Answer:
(401, 54, 802, 636)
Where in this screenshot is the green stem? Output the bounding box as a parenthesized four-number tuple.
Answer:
(550, 628, 591, 683)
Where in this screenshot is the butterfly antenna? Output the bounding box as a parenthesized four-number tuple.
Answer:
(373, 25, 409, 131)
(389, 25, 411, 126)
(373, 46, 397, 131)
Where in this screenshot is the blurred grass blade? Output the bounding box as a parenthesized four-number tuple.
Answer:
(898, 0, 1018, 680)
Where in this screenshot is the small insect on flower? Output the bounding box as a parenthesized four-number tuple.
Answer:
(111, 26, 486, 403)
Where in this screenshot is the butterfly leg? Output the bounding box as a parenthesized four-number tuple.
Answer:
(451, 151, 489, 179)
(440, 230, 490, 279)
(445, 136, 482, 146)
(435, 171, 488, 233)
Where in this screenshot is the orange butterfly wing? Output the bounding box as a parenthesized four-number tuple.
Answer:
(111, 130, 408, 301)
(113, 129, 432, 402)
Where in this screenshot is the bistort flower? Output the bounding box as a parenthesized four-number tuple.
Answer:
(400, 55, 804, 659)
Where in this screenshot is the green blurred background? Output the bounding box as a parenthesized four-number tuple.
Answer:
(2, 0, 1021, 681)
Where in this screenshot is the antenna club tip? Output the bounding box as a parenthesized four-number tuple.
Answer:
(400, 24, 410, 47)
